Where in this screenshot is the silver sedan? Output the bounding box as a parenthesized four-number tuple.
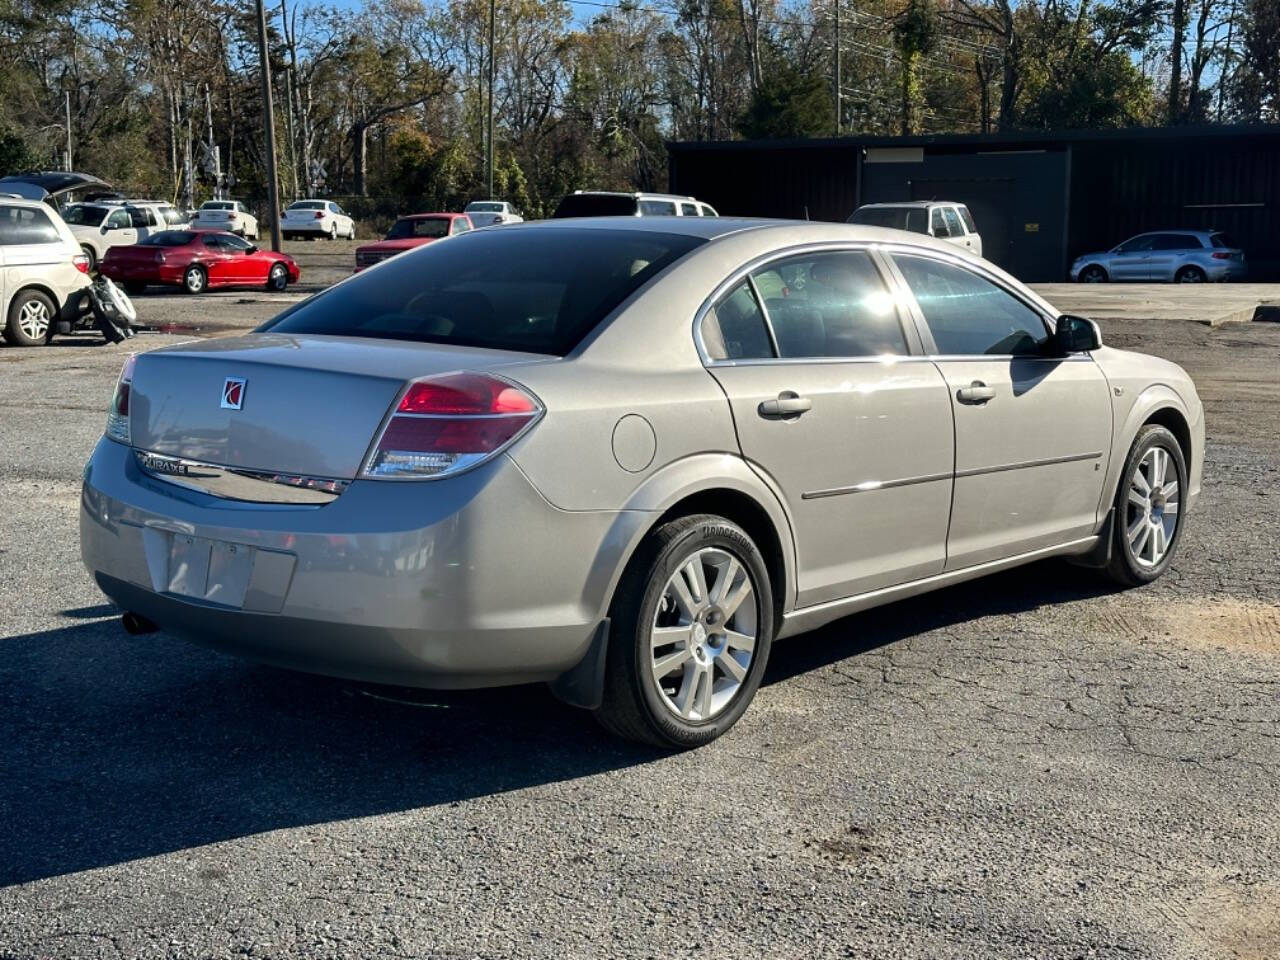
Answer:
(1070, 229, 1246, 283)
(81, 218, 1204, 747)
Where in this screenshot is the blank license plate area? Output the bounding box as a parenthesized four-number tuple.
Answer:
(167, 535, 254, 608)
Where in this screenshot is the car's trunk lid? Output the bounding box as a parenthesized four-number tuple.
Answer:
(128, 333, 551, 480)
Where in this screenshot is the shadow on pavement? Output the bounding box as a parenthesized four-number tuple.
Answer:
(2, 561, 1113, 887)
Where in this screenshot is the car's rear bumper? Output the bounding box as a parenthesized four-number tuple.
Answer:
(282, 222, 328, 234)
(80, 437, 648, 688)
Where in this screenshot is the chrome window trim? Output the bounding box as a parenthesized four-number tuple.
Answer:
(692, 240, 919, 367)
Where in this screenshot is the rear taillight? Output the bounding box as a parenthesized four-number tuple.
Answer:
(72, 253, 90, 274)
(105, 354, 137, 445)
(314, 211, 325, 220)
(362, 372, 542, 480)
(227, 212, 237, 221)
(1211, 252, 1232, 260)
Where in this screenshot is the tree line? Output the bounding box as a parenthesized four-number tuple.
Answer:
(0, 0, 1276, 220)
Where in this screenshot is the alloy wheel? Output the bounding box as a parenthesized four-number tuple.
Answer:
(650, 547, 757, 722)
(17, 299, 50, 341)
(1126, 446, 1181, 568)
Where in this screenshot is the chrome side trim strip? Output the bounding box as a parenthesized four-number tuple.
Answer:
(955, 450, 1102, 479)
(134, 450, 349, 504)
(802, 471, 951, 500)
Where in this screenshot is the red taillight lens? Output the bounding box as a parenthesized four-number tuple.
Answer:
(314, 211, 325, 219)
(1211, 252, 1231, 260)
(227, 212, 237, 220)
(362, 372, 542, 479)
(105, 354, 137, 444)
(73, 253, 90, 274)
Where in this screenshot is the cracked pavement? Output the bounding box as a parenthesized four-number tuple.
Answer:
(0, 302, 1277, 959)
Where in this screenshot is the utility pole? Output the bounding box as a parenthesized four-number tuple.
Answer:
(833, 0, 842, 137)
(255, 0, 284, 251)
(64, 90, 73, 171)
(486, 0, 496, 199)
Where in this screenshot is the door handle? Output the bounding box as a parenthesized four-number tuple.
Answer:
(956, 381, 996, 404)
(758, 391, 812, 419)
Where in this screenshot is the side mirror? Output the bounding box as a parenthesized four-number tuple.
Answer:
(1053, 314, 1102, 354)
(245, 244, 258, 254)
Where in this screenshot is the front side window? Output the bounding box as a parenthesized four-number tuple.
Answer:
(106, 210, 132, 230)
(1116, 234, 1155, 254)
(930, 208, 950, 237)
(893, 254, 1048, 356)
(942, 207, 965, 236)
(751, 251, 907, 358)
(0, 205, 60, 245)
(261, 227, 704, 356)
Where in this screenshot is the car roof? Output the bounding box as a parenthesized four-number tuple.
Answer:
(857, 201, 965, 209)
(404, 212, 462, 219)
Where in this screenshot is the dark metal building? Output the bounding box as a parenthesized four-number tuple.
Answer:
(668, 125, 1280, 282)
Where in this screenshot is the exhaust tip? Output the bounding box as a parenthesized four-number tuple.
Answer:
(121, 611, 159, 635)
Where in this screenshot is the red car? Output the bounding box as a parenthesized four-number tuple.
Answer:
(354, 213, 474, 271)
(100, 230, 301, 295)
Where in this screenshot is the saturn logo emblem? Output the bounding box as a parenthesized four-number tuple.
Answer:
(221, 377, 246, 410)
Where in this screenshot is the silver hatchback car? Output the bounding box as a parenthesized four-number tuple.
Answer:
(1071, 230, 1246, 283)
(82, 218, 1204, 747)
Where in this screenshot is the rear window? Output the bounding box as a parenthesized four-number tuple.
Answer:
(261, 227, 705, 355)
(848, 207, 929, 234)
(553, 194, 638, 218)
(1210, 233, 1237, 249)
(202, 202, 233, 211)
(139, 231, 196, 246)
(289, 201, 326, 210)
(387, 217, 450, 239)
(467, 202, 504, 212)
(63, 204, 109, 226)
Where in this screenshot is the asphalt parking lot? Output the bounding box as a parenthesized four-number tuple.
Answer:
(1, 249, 1278, 958)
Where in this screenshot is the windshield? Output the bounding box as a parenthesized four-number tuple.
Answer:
(467, 202, 504, 212)
(261, 227, 705, 355)
(849, 207, 929, 233)
(62, 204, 108, 226)
(553, 194, 638, 218)
(139, 231, 196, 246)
(386, 217, 450, 239)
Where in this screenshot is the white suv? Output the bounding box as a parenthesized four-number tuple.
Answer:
(0, 196, 92, 346)
(848, 201, 983, 258)
(281, 199, 356, 240)
(61, 200, 189, 271)
(552, 191, 719, 218)
(195, 200, 259, 239)
(463, 200, 524, 227)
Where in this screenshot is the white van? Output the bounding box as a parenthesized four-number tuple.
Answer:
(848, 201, 983, 258)
(0, 196, 92, 346)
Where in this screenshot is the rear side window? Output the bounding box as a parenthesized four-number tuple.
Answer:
(452, 218, 471, 234)
(752, 251, 906, 358)
(160, 206, 185, 225)
(701, 281, 773, 360)
(849, 207, 925, 232)
(699, 204, 719, 217)
(1210, 233, 1237, 248)
(129, 208, 156, 228)
(680, 202, 699, 216)
(958, 205, 977, 233)
(262, 227, 704, 356)
(893, 254, 1048, 356)
(0, 205, 60, 245)
(62, 204, 108, 226)
(140, 231, 195, 246)
(1152, 234, 1199, 250)
(639, 199, 678, 216)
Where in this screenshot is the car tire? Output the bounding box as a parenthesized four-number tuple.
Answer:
(4, 288, 57, 346)
(183, 264, 207, 295)
(266, 263, 289, 291)
(124, 282, 147, 296)
(1079, 265, 1108, 283)
(595, 514, 774, 748)
(329, 224, 338, 240)
(1176, 265, 1206, 283)
(1103, 424, 1188, 588)
(81, 244, 97, 273)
